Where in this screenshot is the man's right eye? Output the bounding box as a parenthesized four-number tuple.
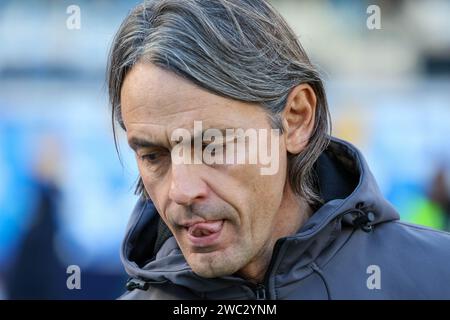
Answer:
(138, 150, 168, 166)
(140, 153, 159, 162)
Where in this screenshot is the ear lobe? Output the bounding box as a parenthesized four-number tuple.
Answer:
(282, 84, 317, 154)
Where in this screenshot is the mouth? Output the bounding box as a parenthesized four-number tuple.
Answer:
(185, 220, 224, 248)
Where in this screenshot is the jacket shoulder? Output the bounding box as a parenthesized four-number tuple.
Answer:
(386, 220, 450, 256)
(392, 220, 450, 239)
(319, 221, 450, 299)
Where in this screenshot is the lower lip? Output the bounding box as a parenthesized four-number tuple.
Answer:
(186, 221, 224, 248)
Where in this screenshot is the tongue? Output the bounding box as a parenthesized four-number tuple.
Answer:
(188, 220, 223, 237)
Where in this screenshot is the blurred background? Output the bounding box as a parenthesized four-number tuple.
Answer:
(0, 0, 449, 299)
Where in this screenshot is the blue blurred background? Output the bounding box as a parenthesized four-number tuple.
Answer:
(0, 0, 449, 299)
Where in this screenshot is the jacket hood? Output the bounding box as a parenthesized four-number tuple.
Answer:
(120, 137, 399, 298)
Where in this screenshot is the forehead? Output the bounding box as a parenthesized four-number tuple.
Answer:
(120, 63, 267, 135)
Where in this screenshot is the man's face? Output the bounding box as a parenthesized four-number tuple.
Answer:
(121, 63, 289, 278)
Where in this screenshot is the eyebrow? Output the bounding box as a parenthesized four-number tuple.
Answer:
(128, 128, 238, 152)
(128, 137, 160, 152)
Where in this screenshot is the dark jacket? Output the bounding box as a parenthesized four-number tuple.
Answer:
(119, 137, 450, 299)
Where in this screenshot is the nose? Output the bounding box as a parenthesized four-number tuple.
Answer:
(168, 163, 208, 206)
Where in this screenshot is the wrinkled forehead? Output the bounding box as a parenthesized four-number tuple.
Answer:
(120, 63, 270, 135)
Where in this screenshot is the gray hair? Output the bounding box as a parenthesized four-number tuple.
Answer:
(107, 0, 331, 209)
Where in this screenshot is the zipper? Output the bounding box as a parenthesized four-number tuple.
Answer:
(255, 283, 266, 300)
(251, 238, 287, 300)
(248, 210, 348, 300)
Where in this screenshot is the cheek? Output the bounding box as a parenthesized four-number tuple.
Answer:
(246, 165, 287, 228)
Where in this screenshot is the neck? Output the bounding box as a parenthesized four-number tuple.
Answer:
(237, 184, 312, 283)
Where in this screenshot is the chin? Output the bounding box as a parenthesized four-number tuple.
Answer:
(188, 255, 241, 278)
(191, 267, 221, 279)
